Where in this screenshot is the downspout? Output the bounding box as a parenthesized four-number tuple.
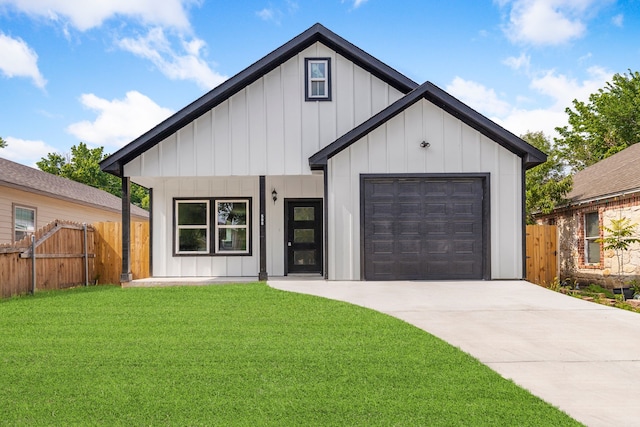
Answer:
(120, 166, 133, 283)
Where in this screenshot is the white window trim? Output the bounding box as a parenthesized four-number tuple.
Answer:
(305, 58, 331, 101)
(215, 199, 250, 254)
(175, 200, 210, 255)
(13, 204, 36, 244)
(584, 211, 600, 264)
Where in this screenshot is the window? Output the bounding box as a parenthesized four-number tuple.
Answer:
(215, 200, 249, 254)
(584, 212, 600, 264)
(176, 200, 210, 254)
(305, 58, 331, 101)
(174, 198, 251, 256)
(14, 205, 36, 243)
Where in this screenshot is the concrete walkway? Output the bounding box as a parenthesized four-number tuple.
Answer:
(268, 279, 640, 427)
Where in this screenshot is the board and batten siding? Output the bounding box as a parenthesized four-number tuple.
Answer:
(327, 99, 523, 280)
(123, 42, 405, 180)
(149, 175, 323, 277)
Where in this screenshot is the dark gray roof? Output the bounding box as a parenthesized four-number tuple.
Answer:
(567, 143, 640, 203)
(101, 23, 419, 176)
(309, 81, 547, 170)
(0, 157, 149, 218)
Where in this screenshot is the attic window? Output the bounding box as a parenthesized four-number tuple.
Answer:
(305, 58, 331, 101)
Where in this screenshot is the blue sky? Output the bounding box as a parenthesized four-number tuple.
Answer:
(1, 0, 638, 167)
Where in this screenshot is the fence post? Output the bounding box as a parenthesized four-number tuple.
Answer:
(31, 234, 36, 294)
(83, 223, 88, 286)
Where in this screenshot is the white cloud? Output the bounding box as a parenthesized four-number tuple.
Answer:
(66, 91, 173, 148)
(529, 66, 611, 110)
(256, 8, 277, 22)
(118, 27, 227, 90)
(446, 77, 512, 117)
(498, 0, 604, 45)
(342, 0, 368, 9)
(503, 53, 531, 71)
(0, 0, 193, 31)
(445, 66, 612, 138)
(1, 136, 58, 167)
(612, 13, 623, 27)
(0, 33, 46, 88)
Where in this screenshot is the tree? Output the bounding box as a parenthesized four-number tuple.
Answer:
(0, 136, 6, 148)
(555, 70, 640, 172)
(37, 142, 149, 209)
(523, 131, 572, 223)
(597, 217, 640, 298)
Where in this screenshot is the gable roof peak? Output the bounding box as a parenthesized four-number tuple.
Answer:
(309, 80, 546, 170)
(100, 23, 418, 177)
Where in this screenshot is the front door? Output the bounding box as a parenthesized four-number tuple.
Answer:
(286, 199, 323, 274)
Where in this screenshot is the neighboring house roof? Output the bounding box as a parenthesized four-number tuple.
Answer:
(309, 81, 547, 170)
(567, 143, 640, 204)
(0, 157, 149, 218)
(101, 23, 419, 176)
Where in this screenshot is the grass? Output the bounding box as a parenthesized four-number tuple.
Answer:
(0, 284, 581, 426)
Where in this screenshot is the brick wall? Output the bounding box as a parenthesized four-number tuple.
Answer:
(539, 194, 640, 288)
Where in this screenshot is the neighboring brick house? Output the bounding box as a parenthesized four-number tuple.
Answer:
(0, 157, 149, 245)
(537, 143, 640, 286)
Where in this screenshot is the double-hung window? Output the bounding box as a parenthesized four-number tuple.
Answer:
(175, 198, 251, 256)
(305, 58, 331, 101)
(584, 211, 600, 264)
(14, 205, 36, 243)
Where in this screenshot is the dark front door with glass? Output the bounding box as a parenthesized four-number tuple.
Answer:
(286, 199, 323, 274)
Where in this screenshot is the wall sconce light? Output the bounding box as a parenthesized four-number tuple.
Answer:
(420, 141, 431, 148)
(272, 189, 278, 203)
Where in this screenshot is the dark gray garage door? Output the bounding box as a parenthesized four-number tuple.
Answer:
(362, 176, 487, 280)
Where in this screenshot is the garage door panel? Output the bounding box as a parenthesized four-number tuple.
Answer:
(426, 203, 446, 214)
(398, 221, 420, 235)
(453, 240, 475, 254)
(426, 240, 449, 254)
(369, 182, 395, 197)
(372, 240, 393, 254)
(399, 202, 421, 216)
(371, 202, 394, 216)
(453, 202, 475, 215)
(398, 239, 421, 254)
(363, 176, 486, 280)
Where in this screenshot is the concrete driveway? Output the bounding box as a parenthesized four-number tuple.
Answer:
(268, 279, 640, 427)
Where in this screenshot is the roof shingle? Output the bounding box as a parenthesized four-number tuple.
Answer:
(0, 157, 149, 218)
(567, 143, 640, 203)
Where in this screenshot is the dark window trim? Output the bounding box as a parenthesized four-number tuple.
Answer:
(305, 58, 332, 101)
(173, 197, 253, 257)
(359, 173, 491, 281)
(12, 203, 37, 244)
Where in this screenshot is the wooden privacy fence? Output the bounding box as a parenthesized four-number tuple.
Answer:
(526, 224, 558, 286)
(0, 220, 95, 298)
(0, 220, 149, 298)
(93, 221, 149, 285)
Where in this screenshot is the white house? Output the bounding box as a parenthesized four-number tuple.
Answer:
(101, 23, 546, 282)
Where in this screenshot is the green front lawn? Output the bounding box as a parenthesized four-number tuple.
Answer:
(0, 284, 580, 426)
